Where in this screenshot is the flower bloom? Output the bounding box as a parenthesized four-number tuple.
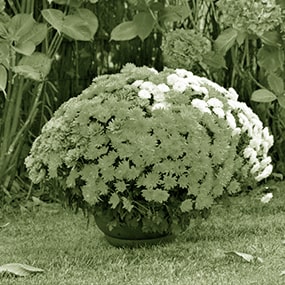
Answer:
(207, 98, 224, 108)
(152, 102, 171, 110)
(173, 81, 188, 92)
(191, 99, 211, 114)
(138, 89, 151, 99)
(260, 192, 273, 203)
(226, 111, 236, 129)
(212, 107, 225, 119)
(255, 164, 273, 182)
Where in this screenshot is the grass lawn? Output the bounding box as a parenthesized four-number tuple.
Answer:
(0, 181, 285, 285)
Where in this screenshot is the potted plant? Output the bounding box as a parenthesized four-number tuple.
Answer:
(25, 64, 274, 247)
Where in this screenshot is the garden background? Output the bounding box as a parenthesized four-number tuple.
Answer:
(0, 0, 285, 207)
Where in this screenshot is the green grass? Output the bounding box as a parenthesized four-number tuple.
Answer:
(1, 181, 285, 285)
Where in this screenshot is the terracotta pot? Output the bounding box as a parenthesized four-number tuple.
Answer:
(95, 213, 175, 248)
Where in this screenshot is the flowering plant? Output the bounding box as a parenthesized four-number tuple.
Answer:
(25, 64, 273, 234)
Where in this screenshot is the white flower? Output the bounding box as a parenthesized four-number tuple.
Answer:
(250, 161, 261, 174)
(190, 84, 208, 95)
(138, 89, 151, 99)
(228, 99, 240, 110)
(260, 157, 272, 168)
(243, 146, 255, 158)
(157, 83, 170, 93)
(227, 87, 239, 100)
(255, 164, 273, 181)
(152, 102, 170, 110)
(191, 99, 211, 114)
(175, 69, 193, 78)
(140, 81, 156, 92)
(132, 80, 144, 87)
(148, 67, 158, 74)
(173, 80, 188, 92)
(212, 107, 225, 119)
(167, 74, 180, 86)
(260, 192, 273, 203)
(153, 92, 165, 102)
(231, 128, 241, 136)
(207, 98, 224, 108)
(226, 111, 237, 129)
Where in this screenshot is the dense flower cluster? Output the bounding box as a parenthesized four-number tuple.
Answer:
(217, 0, 282, 36)
(161, 29, 211, 70)
(25, 64, 274, 234)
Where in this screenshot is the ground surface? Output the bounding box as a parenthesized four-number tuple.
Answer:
(0, 181, 285, 285)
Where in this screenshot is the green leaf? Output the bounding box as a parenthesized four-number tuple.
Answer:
(13, 41, 35, 56)
(51, 0, 82, 6)
(260, 31, 282, 47)
(0, 42, 9, 67)
(110, 21, 138, 41)
(202, 51, 226, 69)
(122, 197, 133, 212)
(267, 73, 284, 95)
(159, 5, 189, 23)
(251, 89, 277, 103)
(109, 193, 120, 209)
(8, 14, 35, 41)
(277, 94, 285, 108)
(41, 9, 64, 32)
(62, 15, 92, 41)
(214, 28, 238, 55)
(76, 8, 98, 37)
(13, 52, 52, 81)
(61, 9, 98, 41)
(133, 12, 155, 41)
(236, 31, 247, 46)
(0, 64, 7, 94)
(257, 46, 284, 73)
(19, 23, 48, 46)
(180, 199, 193, 212)
(0, 263, 44, 277)
(142, 189, 169, 203)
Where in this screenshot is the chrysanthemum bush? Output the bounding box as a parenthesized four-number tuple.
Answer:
(25, 64, 274, 234)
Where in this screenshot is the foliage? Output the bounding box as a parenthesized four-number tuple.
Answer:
(0, 0, 98, 206)
(25, 64, 273, 234)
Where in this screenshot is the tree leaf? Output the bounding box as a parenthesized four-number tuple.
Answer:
(159, 5, 189, 23)
(251, 89, 277, 103)
(277, 94, 285, 109)
(260, 31, 282, 47)
(60, 9, 98, 41)
(133, 12, 155, 41)
(110, 21, 138, 41)
(18, 23, 48, 46)
(225, 251, 255, 263)
(8, 14, 35, 41)
(51, 0, 82, 6)
(13, 52, 52, 81)
(62, 15, 93, 41)
(0, 64, 7, 94)
(41, 9, 64, 32)
(76, 8, 98, 37)
(13, 41, 35, 56)
(214, 28, 238, 55)
(142, 189, 169, 203)
(257, 46, 284, 73)
(267, 73, 284, 95)
(202, 51, 226, 69)
(0, 263, 44, 277)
